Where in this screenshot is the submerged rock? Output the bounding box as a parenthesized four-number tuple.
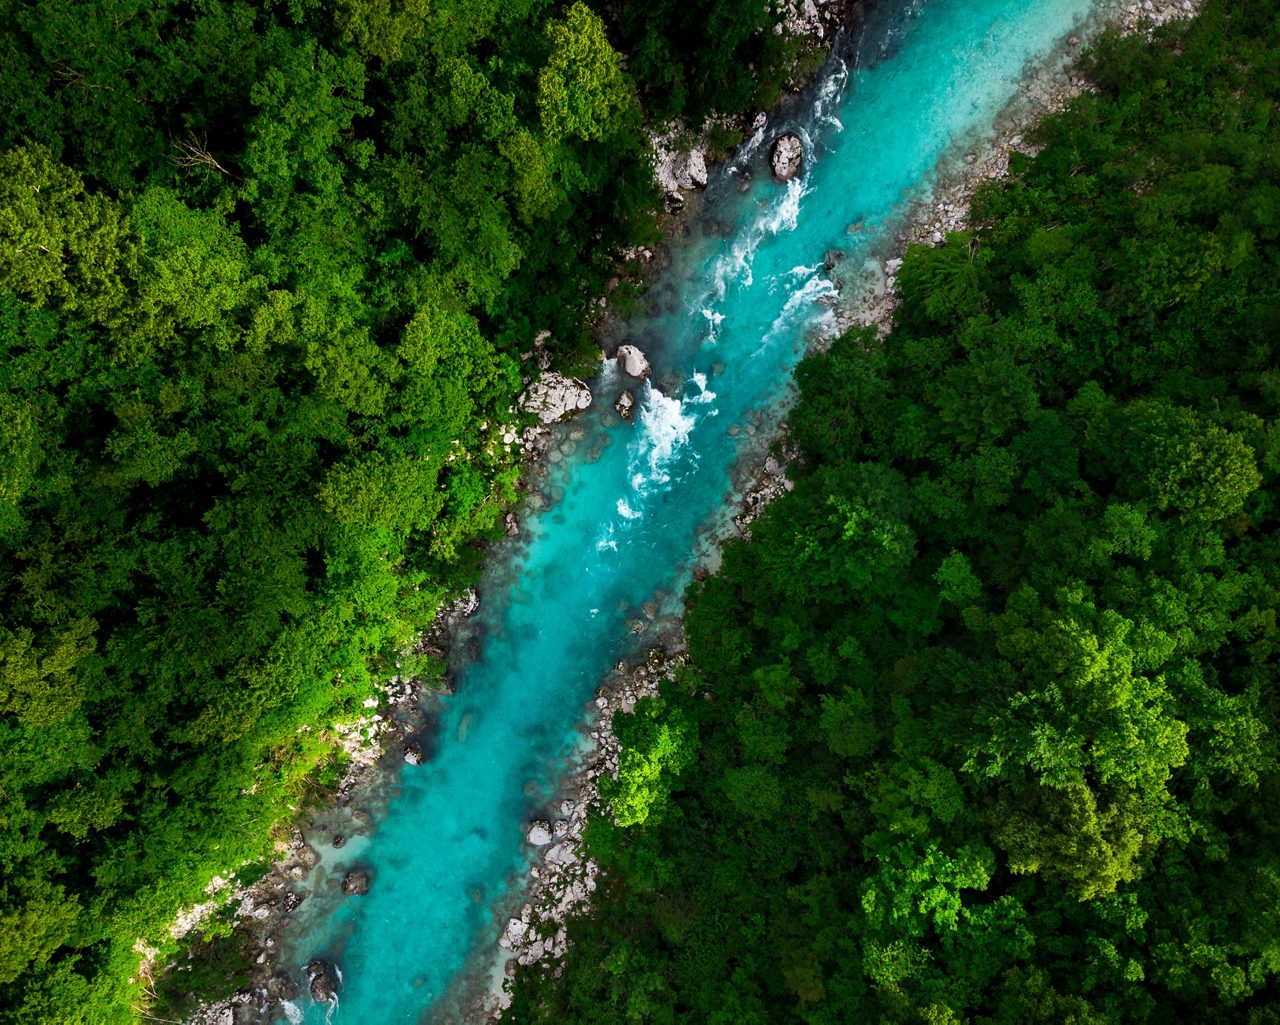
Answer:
(331, 833, 346, 849)
(519, 372, 592, 423)
(770, 133, 804, 182)
(614, 389, 635, 421)
(305, 959, 339, 1004)
(341, 869, 371, 896)
(615, 344, 651, 380)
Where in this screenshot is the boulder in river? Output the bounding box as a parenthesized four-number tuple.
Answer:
(770, 133, 804, 182)
(527, 821, 553, 846)
(342, 869, 371, 896)
(519, 372, 592, 423)
(305, 959, 339, 1004)
(614, 389, 635, 421)
(615, 344, 651, 380)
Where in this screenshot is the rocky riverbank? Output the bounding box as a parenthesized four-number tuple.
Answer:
(473, 0, 1207, 1010)
(165, 4, 1205, 1023)
(836, 0, 1200, 334)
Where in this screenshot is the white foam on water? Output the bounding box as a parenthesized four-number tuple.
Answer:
(687, 372, 717, 406)
(700, 305, 725, 341)
(281, 1000, 304, 1025)
(628, 383, 697, 493)
(706, 173, 811, 302)
(751, 272, 840, 358)
(616, 498, 642, 520)
(814, 58, 850, 130)
(323, 996, 339, 1025)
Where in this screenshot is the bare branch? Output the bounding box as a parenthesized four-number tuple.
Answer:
(168, 132, 233, 178)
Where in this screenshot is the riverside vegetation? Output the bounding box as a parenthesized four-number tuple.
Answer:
(0, 0, 815, 1020)
(507, 3, 1280, 1023)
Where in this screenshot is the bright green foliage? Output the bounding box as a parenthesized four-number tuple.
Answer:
(539, 3, 634, 144)
(0, 0, 679, 1018)
(508, 5, 1280, 1023)
(601, 697, 697, 827)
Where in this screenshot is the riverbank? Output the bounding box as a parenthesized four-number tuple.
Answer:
(173, 2, 1207, 1021)
(839, 0, 1200, 333)
(489, 0, 1204, 1011)
(163, 7, 867, 1024)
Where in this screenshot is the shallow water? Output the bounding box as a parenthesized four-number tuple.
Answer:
(275, 1, 1108, 1020)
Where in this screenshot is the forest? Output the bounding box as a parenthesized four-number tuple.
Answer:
(0, 0, 802, 1020)
(508, 2, 1280, 1023)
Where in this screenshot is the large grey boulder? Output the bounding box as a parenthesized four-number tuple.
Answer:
(614, 389, 635, 421)
(341, 869, 371, 896)
(771, 134, 804, 182)
(527, 821, 553, 846)
(615, 344, 651, 380)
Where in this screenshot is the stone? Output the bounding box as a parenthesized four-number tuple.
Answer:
(341, 869, 371, 896)
(527, 821, 553, 846)
(452, 588, 480, 617)
(687, 148, 708, 190)
(403, 740, 424, 766)
(615, 344, 651, 380)
(614, 389, 635, 421)
(770, 133, 803, 182)
(331, 833, 346, 849)
(519, 372, 592, 423)
(545, 842, 578, 867)
(499, 917, 528, 950)
(306, 959, 339, 1004)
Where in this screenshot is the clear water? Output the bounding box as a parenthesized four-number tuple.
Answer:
(275, 1, 1105, 1020)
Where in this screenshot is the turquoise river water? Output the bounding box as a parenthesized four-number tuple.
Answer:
(274, 0, 1110, 1021)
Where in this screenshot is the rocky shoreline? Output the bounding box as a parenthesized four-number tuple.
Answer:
(476, 0, 1208, 1009)
(835, 0, 1200, 334)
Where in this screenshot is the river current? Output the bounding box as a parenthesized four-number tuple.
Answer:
(274, 1, 1110, 1021)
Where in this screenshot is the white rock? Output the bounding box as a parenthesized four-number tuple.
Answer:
(519, 372, 592, 423)
(615, 344, 651, 380)
(499, 917, 527, 949)
(527, 821, 553, 846)
(545, 842, 578, 867)
(687, 149, 708, 190)
(614, 389, 635, 421)
(770, 134, 804, 182)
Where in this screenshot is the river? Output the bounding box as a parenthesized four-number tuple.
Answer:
(272, 1, 1110, 1021)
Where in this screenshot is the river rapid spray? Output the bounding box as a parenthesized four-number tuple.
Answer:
(250, 2, 1124, 1022)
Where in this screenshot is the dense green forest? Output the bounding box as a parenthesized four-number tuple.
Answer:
(0, 0, 809, 1020)
(508, 3, 1280, 1022)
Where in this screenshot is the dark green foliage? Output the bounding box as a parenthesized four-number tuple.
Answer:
(589, 0, 808, 122)
(508, 4, 1280, 1023)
